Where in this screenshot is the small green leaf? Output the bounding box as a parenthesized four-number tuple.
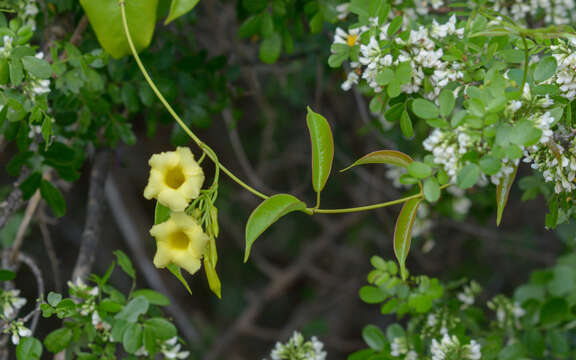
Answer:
(362, 325, 386, 351)
(400, 110, 413, 138)
(479, 156, 502, 175)
(534, 56, 557, 82)
(114, 296, 149, 323)
(375, 68, 394, 86)
(154, 202, 171, 224)
(167, 264, 192, 294)
(394, 198, 421, 279)
(204, 257, 222, 299)
(165, 0, 199, 24)
(407, 161, 432, 179)
(132, 289, 170, 306)
(387, 78, 402, 98)
(47, 292, 62, 307)
(259, 32, 282, 64)
(20, 172, 42, 200)
(44, 328, 72, 353)
(21, 56, 52, 79)
(411, 98, 440, 119)
(341, 150, 413, 172)
(359, 286, 387, 304)
(423, 177, 441, 202)
(16, 337, 42, 360)
(245, 194, 306, 262)
(9, 58, 23, 86)
(143, 318, 177, 340)
(306, 107, 334, 194)
(40, 180, 66, 218)
(79, 0, 158, 59)
(0, 269, 16, 281)
(496, 163, 517, 226)
(438, 89, 455, 117)
(457, 163, 480, 189)
(114, 250, 135, 279)
(122, 323, 143, 354)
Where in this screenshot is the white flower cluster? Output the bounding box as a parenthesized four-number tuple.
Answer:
(491, 0, 576, 24)
(333, 15, 464, 99)
(68, 278, 113, 340)
(423, 127, 483, 181)
(15, 0, 39, 31)
(456, 281, 482, 307)
(0, 289, 27, 319)
(4, 320, 31, 345)
(390, 336, 418, 359)
(265, 331, 327, 360)
(135, 336, 190, 359)
(549, 41, 576, 101)
(430, 334, 481, 360)
(487, 295, 525, 330)
(524, 134, 576, 194)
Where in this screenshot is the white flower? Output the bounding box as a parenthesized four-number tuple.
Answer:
(336, 2, 350, 20)
(341, 71, 359, 91)
(333, 27, 362, 47)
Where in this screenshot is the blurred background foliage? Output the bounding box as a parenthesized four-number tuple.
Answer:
(0, 0, 575, 359)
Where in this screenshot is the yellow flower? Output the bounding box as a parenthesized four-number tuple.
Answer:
(150, 212, 209, 275)
(144, 147, 204, 212)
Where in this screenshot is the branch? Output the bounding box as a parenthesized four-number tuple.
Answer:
(0, 171, 29, 229)
(72, 150, 111, 282)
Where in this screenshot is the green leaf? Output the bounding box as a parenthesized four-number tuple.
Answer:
(79, 0, 158, 59)
(40, 180, 66, 218)
(9, 58, 23, 86)
(0, 269, 16, 281)
(362, 325, 386, 351)
(387, 78, 402, 98)
(395, 62, 412, 84)
(359, 286, 387, 304)
(306, 107, 334, 194)
(132, 289, 170, 306)
(244, 194, 306, 262)
(259, 32, 282, 64)
(204, 257, 222, 299)
(114, 296, 149, 323)
(479, 156, 502, 175)
(167, 264, 192, 294)
(47, 292, 62, 307)
(438, 89, 455, 117)
(457, 163, 480, 189)
(341, 150, 413, 172)
(407, 161, 432, 179)
(534, 56, 557, 82)
(423, 177, 441, 202)
(496, 163, 517, 226)
(44, 328, 72, 353)
(20, 172, 42, 200)
(16, 337, 42, 360)
(540, 298, 569, 326)
(375, 68, 394, 86)
(143, 318, 177, 340)
(114, 250, 135, 279)
(122, 323, 143, 354)
(411, 98, 439, 119)
(165, 0, 199, 24)
(21, 56, 51, 79)
(394, 198, 421, 279)
(154, 202, 171, 224)
(400, 110, 413, 138)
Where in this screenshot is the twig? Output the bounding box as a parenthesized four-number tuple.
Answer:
(17, 253, 44, 333)
(10, 192, 42, 265)
(72, 150, 111, 282)
(222, 108, 272, 193)
(204, 215, 360, 360)
(69, 16, 88, 46)
(0, 171, 29, 229)
(38, 206, 62, 292)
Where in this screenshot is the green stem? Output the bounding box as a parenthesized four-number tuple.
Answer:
(119, 1, 269, 201)
(520, 36, 529, 92)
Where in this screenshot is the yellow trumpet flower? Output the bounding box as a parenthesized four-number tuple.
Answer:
(144, 147, 204, 212)
(150, 212, 209, 276)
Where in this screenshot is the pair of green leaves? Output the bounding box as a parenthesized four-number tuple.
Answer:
(80, 0, 199, 59)
(244, 107, 333, 261)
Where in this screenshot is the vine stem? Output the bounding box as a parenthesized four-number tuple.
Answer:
(310, 184, 450, 214)
(118, 1, 450, 215)
(118, 1, 269, 201)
